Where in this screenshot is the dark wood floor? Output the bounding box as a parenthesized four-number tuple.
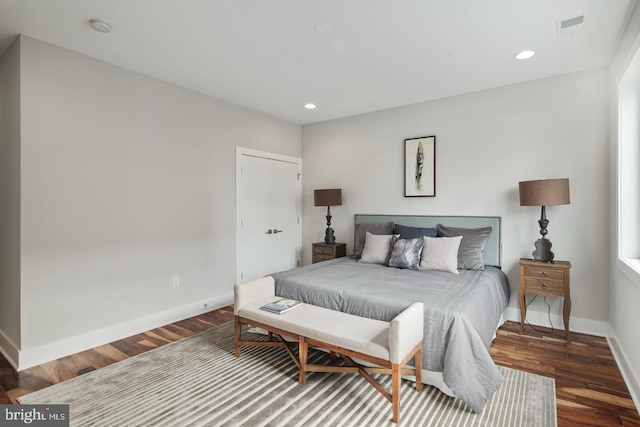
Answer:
(491, 322, 640, 427)
(0, 309, 638, 426)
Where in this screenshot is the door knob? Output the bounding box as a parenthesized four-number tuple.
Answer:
(265, 229, 273, 234)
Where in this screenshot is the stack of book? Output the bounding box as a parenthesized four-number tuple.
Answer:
(260, 298, 302, 314)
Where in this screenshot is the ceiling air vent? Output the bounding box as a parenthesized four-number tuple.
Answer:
(557, 14, 586, 37)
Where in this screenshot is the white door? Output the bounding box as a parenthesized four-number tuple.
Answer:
(236, 148, 301, 282)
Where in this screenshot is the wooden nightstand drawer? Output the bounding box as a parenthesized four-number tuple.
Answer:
(311, 243, 346, 263)
(314, 245, 335, 255)
(524, 277, 565, 295)
(523, 265, 565, 281)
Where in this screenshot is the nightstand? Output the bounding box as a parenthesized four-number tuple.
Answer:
(312, 242, 346, 264)
(519, 258, 572, 342)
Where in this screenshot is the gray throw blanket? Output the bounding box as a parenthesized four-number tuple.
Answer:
(271, 257, 510, 413)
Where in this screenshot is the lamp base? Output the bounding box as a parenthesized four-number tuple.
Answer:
(324, 227, 336, 244)
(532, 238, 555, 263)
(323, 207, 336, 244)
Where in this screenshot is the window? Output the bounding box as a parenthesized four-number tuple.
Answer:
(618, 46, 640, 281)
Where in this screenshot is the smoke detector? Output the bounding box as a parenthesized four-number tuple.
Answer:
(557, 14, 586, 37)
(89, 19, 112, 33)
(314, 22, 332, 33)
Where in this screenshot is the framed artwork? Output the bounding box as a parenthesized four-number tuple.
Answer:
(404, 136, 435, 197)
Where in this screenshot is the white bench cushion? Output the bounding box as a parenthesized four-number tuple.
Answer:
(239, 297, 391, 361)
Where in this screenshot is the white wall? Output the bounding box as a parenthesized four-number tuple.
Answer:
(10, 36, 301, 368)
(302, 68, 610, 334)
(0, 37, 21, 364)
(608, 1, 640, 407)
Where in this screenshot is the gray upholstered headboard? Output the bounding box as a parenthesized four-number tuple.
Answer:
(354, 214, 502, 268)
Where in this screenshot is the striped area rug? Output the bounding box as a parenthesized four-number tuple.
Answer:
(19, 322, 556, 426)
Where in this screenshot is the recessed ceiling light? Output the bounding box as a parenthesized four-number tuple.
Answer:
(89, 19, 112, 33)
(314, 22, 332, 33)
(515, 50, 535, 60)
(304, 103, 317, 110)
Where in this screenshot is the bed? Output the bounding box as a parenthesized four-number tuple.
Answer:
(270, 214, 510, 413)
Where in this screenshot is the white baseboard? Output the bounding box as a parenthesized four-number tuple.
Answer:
(0, 328, 19, 370)
(606, 325, 640, 413)
(502, 306, 608, 337)
(16, 293, 233, 370)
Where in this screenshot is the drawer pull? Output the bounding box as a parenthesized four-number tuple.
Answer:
(541, 282, 548, 289)
(541, 271, 547, 278)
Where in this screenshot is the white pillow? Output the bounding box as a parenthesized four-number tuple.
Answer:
(359, 232, 395, 264)
(419, 236, 463, 274)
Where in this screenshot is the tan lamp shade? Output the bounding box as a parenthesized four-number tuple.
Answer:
(314, 189, 342, 207)
(519, 179, 570, 207)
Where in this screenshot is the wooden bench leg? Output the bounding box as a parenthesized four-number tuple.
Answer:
(415, 348, 422, 392)
(234, 316, 242, 357)
(392, 363, 401, 423)
(299, 336, 308, 385)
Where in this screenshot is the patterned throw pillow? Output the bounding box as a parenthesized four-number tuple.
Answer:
(388, 237, 424, 270)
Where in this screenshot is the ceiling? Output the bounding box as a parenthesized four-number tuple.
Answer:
(0, 0, 636, 125)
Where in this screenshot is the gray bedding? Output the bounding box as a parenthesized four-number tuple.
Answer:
(271, 257, 510, 413)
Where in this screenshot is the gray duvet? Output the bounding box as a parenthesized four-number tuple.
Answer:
(271, 257, 510, 413)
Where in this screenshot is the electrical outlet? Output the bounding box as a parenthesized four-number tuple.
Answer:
(172, 276, 180, 288)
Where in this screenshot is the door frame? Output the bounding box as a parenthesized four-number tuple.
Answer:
(235, 147, 302, 282)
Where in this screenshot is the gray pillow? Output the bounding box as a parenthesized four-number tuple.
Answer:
(437, 224, 492, 270)
(354, 222, 394, 258)
(388, 237, 424, 270)
(394, 224, 438, 239)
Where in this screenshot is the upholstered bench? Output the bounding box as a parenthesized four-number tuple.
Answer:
(234, 276, 424, 424)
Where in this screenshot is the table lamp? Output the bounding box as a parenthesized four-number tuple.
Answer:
(519, 178, 570, 262)
(314, 189, 342, 244)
